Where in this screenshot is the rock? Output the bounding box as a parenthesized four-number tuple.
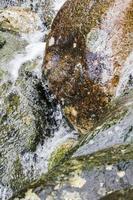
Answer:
(73, 93, 133, 159)
(14, 189, 41, 200)
(101, 188, 133, 200)
(1, 1, 133, 199)
(13, 92, 133, 200)
(0, 33, 6, 48)
(0, 0, 67, 28)
(0, 31, 26, 64)
(0, 7, 42, 33)
(43, 0, 133, 133)
(21, 159, 133, 200)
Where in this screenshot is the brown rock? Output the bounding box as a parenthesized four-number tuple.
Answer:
(43, 0, 133, 133)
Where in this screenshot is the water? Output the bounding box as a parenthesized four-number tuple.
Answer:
(7, 31, 46, 81)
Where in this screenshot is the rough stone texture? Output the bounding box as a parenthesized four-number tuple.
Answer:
(0, 0, 67, 27)
(0, 7, 42, 33)
(36, 160, 133, 200)
(12, 91, 133, 200)
(43, 0, 133, 133)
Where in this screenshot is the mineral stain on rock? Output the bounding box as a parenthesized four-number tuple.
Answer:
(43, 0, 133, 133)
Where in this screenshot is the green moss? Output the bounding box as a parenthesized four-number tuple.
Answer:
(10, 157, 25, 191)
(6, 93, 20, 114)
(25, 132, 38, 152)
(48, 140, 76, 170)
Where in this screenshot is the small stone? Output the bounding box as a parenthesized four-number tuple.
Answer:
(73, 43, 77, 48)
(117, 171, 126, 178)
(69, 175, 86, 188)
(106, 165, 113, 171)
(24, 190, 40, 200)
(89, 140, 94, 145)
(61, 191, 81, 200)
(48, 37, 55, 47)
(46, 196, 54, 200)
(121, 149, 126, 154)
(54, 184, 60, 190)
(71, 108, 78, 117)
(98, 187, 106, 196)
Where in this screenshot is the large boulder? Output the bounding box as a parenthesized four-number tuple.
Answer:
(43, 0, 133, 133)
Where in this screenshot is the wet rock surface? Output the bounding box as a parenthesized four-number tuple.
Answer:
(0, 29, 77, 199)
(0, 0, 133, 200)
(44, 0, 133, 133)
(11, 91, 133, 200)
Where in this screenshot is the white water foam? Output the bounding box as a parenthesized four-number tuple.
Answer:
(7, 30, 46, 81)
(21, 116, 77, 179)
